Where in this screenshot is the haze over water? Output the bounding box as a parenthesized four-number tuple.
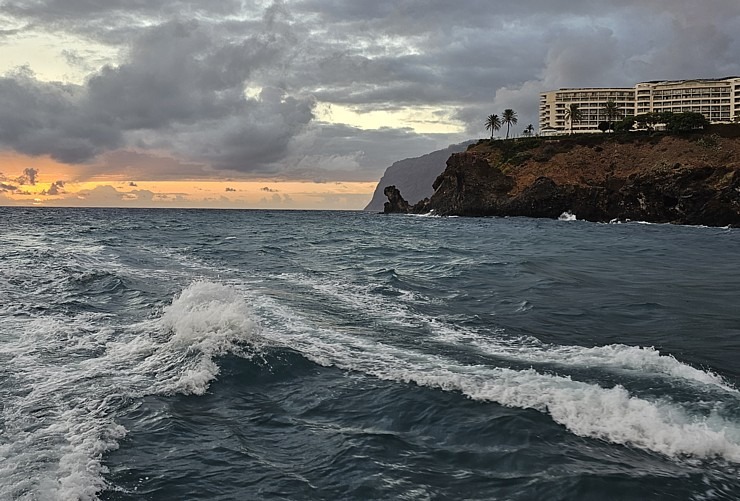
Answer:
(1, 208, 739, 500)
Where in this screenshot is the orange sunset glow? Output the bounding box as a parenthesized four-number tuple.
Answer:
(0, 152, 376, 209)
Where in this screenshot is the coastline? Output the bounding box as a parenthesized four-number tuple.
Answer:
(384, 128, 740, 227)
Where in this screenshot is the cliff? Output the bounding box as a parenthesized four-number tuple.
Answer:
(385, 127, 740, 227)
(364, 142, 473, 211)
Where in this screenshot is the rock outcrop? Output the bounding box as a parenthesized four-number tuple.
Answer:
(383, 185, 411, 214)
(386, 128, 740, 227)
(364, 142, 473, 211)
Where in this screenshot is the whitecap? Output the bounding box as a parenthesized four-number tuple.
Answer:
(0, 281, 260, 500)
(251, 294, 740, 463)
(558, 211, 577, 221)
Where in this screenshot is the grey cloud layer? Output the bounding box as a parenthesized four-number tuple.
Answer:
(1, 0, 739, 180)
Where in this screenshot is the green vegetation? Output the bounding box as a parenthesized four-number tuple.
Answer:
(484, 109, 520, 140)
(634, 112, 662, 131)
(633, 111, 709, 133)
(564, 104, 583, 135)
(485, 114, 501, 139)
(613, 116, 635, 133)
(663, 112, 709, 133)
(601, 99, 621, 132)
(502, 109, 518, 139)
(478, 106, 735, 171)
(697, 133, 721, 150)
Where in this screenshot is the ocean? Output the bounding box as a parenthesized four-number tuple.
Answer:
(0, 207, 738, 500)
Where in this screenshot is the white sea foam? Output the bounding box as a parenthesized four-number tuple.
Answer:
(273, 272, 736, 393)
(409, 211, 441, 218)
(251, 292, 740, 463)
(3, 278, 737, 500)
(558, 211, 577, 221)
(0, 281, 259, 501)
(428, 323, 737, 393)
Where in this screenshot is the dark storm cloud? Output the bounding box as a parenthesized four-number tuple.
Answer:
(0, 68, 123, 163)
(0, 17, 315, 171)
(1, 0, 740, 180)
(2, 0, 244, 22)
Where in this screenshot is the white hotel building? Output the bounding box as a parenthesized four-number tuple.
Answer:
(539, 77, 740, 134)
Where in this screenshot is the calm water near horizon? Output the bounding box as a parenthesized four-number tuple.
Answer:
(1, 207, 739, 500)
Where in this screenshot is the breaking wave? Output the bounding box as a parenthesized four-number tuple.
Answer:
(0, 282, 258, 500)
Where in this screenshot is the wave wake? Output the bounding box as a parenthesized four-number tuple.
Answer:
(247, 284, 740, 464)
(0, 281, 259, 501)
(275, 272, 736, 393)
(4, 279, 738, 500)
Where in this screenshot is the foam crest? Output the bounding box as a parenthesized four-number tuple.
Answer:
(456, 368, 740, 461)
(0, 281, 260, 500)
(558, 211, 577, 221)
(431, 324, 736, 393)
(548, 344, 733, 390)
(107, 281, 260, 397)
(254, 294, 740, 463)
(273, 272, 735, 392)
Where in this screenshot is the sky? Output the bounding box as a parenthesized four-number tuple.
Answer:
(1, 0, 739, 209)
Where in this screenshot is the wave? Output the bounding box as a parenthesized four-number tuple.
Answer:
(4, 279, 738, 500)
(426, 322, 736, 393)
(272, 272, 736, 393)
(250, 289, 740, 463)
(0, 281, 259, 501)
(558, 211, 577, 221)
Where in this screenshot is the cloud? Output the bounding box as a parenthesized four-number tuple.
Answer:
(13, 167, 40, 185)
(43, 180, 64, 195)
(1, 0, 740, 183)
(0, 17, 315, 173)
(0, 68, 123, 163)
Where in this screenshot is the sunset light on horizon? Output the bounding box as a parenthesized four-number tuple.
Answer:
(2, 1, 739, 209)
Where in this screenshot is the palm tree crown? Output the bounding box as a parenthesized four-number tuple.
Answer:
(602, 99, 620, 131)
(523, 124, 534, 136)
(485, 114, 501, 139)
(564, 103, 583, 135)
(502, 109, 518, 139)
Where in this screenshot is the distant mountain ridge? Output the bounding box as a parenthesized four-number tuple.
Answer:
(364, 142, 473, 211)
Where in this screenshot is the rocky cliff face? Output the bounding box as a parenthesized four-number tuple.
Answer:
(364, 142, 473, 211)
(387, 129, 740, 227)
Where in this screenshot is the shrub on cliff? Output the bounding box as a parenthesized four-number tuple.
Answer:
(663, 112, 709, 133)
(614, 117, 635, 133)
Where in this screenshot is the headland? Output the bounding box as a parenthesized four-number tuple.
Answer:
(384, 126, 740, 227)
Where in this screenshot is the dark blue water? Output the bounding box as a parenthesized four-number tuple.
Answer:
(1, 208, 739, 500)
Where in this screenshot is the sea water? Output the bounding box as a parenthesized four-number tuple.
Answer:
(0, 207, 738, 500)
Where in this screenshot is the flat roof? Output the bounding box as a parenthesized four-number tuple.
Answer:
(637, 76, 740, 84)
(548, 88, 634, 92)
(542, 77, 740, 94)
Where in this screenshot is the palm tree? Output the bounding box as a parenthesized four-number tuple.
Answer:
(602, 99, 620, 132)
(564, 103, 583, 135)
(502, 109, 518, 139)
(523, 124, 534, 137)
(485, 114, 501, 139)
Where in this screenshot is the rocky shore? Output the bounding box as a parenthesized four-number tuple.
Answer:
(384, 127, 740, 227)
